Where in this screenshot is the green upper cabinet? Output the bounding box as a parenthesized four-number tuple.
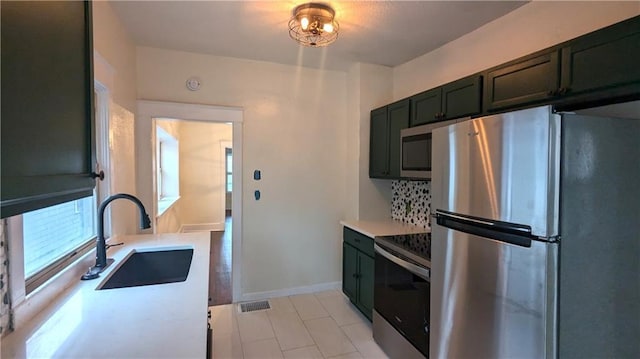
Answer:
(369, 99, 409, 179)
(387, 99, 410, 177)
(485, 50, 560, 112)
(411, 75, 482, 126)
(485, 15, 640, 112)
(369, 16, 639, 181)
(442, 75, 483, 120)
(410, 88, 441, 126)
(1, 1, 96, 218)
(560, 15, 640, 105)
(369, 107, 389, 178)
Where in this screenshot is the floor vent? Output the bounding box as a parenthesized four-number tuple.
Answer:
(239, 300, 271, 313)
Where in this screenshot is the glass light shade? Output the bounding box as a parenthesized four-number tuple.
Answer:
(301, 17, 309, 30)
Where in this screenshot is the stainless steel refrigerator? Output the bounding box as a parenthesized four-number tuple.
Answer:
(430, 105, 639, 359)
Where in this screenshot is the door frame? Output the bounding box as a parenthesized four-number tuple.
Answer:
(221, 141, 232, 217)
(136, 100, 244, 302)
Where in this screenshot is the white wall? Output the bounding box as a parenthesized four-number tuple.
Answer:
(157, 118, 181, 138)
(136, 47, 349, 296)
(152, 120, 232, 233)
(92, 1, 137, 112)
(346, 63, 394, 221)
(179, 121, 232, 229)
(394, 1, 640, 100)
(92, 1, 139, 236)
(108, 103, 137, 235)
(155, 119, 182, 233)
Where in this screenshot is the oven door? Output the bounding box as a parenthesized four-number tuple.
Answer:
(374, 243, 430, 357)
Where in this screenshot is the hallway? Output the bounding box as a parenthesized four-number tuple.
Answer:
(209, 216, 232, 306)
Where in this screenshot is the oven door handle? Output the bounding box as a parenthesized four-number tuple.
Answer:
(374, 244, 430, 281)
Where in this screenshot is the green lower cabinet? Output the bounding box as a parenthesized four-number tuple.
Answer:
(342, 233, 374, 321)
(342, 242, 359, 302)
(356, 252, 374, 320)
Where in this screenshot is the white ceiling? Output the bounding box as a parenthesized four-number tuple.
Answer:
(110, 1, 528, 71)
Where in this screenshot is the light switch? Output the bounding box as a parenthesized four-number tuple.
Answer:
(254, 170, 261, 180)
(254, 190, 261, 200)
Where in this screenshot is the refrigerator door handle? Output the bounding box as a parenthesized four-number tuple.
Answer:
(435, 209, 534, 247)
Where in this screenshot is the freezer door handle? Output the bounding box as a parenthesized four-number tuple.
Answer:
(435, 209, 534, 247)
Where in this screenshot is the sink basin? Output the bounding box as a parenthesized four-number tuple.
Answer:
(99, 248, 193, 290)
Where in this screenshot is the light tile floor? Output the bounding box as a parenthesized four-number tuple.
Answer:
(210, 290, 389, 359)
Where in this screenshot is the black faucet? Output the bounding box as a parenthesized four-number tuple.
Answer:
(81, 193, 152, 280)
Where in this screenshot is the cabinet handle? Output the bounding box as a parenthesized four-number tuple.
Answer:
(434, 113, 440, 120)
(353, 273, 358, 278)
(91, 170, 105, 181)
(558, 87, 570, 95)
(440, 112, 446, 120)
(547, 89, 556, 97)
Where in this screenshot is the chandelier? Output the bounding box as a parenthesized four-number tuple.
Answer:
(288, 3, 339, 47)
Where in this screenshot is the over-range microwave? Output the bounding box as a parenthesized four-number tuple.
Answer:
(400, 119, 459, 179)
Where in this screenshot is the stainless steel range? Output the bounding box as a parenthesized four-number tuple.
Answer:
(373, 232, 430, 358)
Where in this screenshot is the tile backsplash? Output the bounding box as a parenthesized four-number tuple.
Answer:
(391, 180, 431, 228)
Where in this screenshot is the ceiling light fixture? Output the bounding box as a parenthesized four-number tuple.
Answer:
(288, 3, 339, 47)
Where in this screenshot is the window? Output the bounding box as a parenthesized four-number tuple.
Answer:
(226, 147, 233, 193)
(23, 196, 96, 289)
(9, 85, 108, 295)
(156, 125, 179, 215)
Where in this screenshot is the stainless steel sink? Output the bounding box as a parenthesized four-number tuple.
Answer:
(98, 248, 193, 290)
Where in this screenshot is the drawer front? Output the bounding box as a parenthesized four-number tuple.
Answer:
(343, 227, 374, 257)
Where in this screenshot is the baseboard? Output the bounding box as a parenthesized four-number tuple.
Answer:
(179, 222, 224, 233)
(239, 281, 342, 302)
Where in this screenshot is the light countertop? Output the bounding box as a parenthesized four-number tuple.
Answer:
(1, 232, 210, 359)
(340, 219, 429, 238)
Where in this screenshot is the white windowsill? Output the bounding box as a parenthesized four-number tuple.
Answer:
(157, 196, 180, 217)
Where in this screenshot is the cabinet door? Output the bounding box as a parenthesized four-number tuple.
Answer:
(485, 50, 560, 111)
(357, 252, 375, 321)
(561, 16, 640, 99)
(342, 242, 359, 303)
(388, 99, 410, 178)
(1, 1, 95, 218)
(369, 107, 389, 178)
(442, 75, 482, 120)
(410, 88, 442, 126)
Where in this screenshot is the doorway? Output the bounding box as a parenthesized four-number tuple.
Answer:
(137, 100, 243, 304)
(154, 119, 232, 305)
